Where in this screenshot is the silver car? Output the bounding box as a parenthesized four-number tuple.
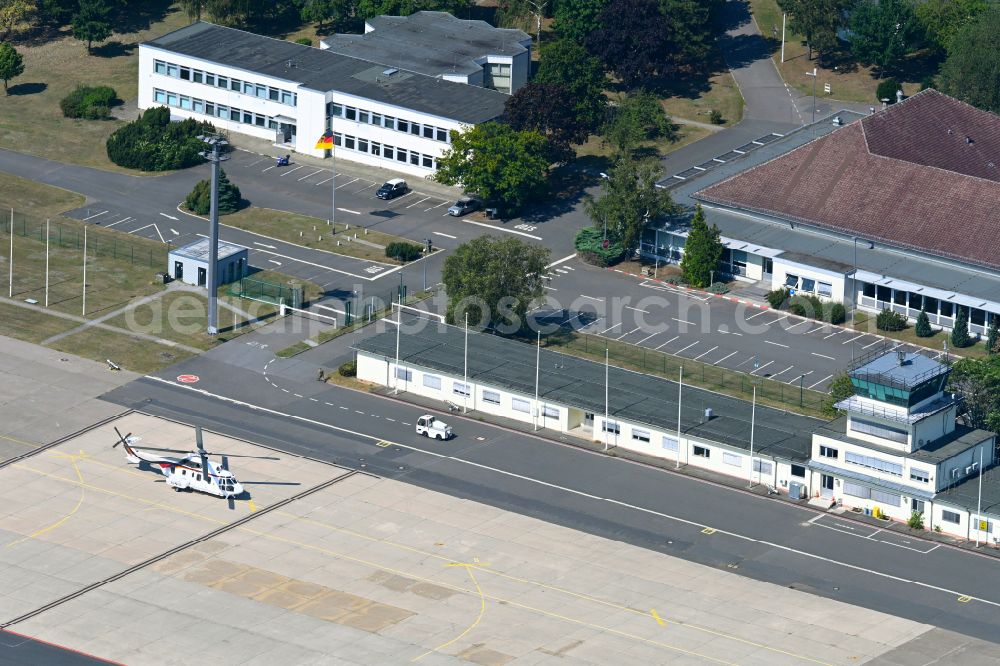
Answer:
(447, 197, 481, 217)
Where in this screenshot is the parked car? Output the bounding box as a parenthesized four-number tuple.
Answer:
(415, 414, 453, 440)
(376, 178, 408, 200)
(447, 197, 481, 217)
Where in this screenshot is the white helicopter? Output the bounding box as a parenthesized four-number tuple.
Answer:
(113, 426, 276, 505)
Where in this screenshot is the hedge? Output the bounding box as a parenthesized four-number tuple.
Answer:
(61, 85, 118, 119)
(766, 288, 788, 309)
(574, 227, 624, 267)
(385, 241, 423, 262)
(185, 169, 242, 215)
(876, 309, 907, 332)
(106, 106, 218, 171)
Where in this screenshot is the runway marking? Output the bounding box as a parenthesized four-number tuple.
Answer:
(764, 340, 789, 348)
(750, 360, 774, 375)
(651, 609, 665, 626)
(656, 336, 679, 350)
(406, 196, 432, 209)
(675, 341, 699, 355)
(843, 334, 866, 345)
(103, 216, 132, 228)
(693, 346, 719, 361)
(811, 352, 836, 360)
(433, 231, 457, 239)
(279, 165, 305, 176)
(713, 351, 738, 366)
(672, 317, 696, 326)
(298, 169, 323, 181)
(464, 219, 542, 240)
(335, 177, 360, 189)
(82, 210, 108, 221)
(138, 375, 1000, 630)
(808, 374, 834, 389)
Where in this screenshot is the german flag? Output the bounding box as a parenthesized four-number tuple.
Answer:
(315, 131, 334, 150)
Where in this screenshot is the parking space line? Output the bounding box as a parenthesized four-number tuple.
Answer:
(636, 332, 659, 345)
(279, 165, 305, 177)
(316, 175, 335, 185)
(805, 326, 825, 334)
(823, 329, 845, 339)
(811, 352, 836, 360)
(863, 339, 883, 349)
(745, 310, 769, 321)
(247, 157, 268, 167)
(842, 334, 866, 345)
(433, 231, 457, 239)
(355, 182, 378, 192)
(655, 336, 679, 349)
(599, 322, 621, 334)
(464, 219, 542, 240)
(616, 326, 640, 340)
(580, 317, 603, 331)
(103, 216, 132, 228)
(672, 317, 696, 326)
(734, 355, 757, 368)
(298, 169, 324, 181)
(713, 351, 738, 366)
(262, 165, 276, 172)
(785, 370, 812, 385)
(424, 201, 449, 211)
(769, 365, 795, 379)
(336, 177, 360, 190)
(750, 360, 773, 374)
(764, 340, 789, 348)
(406, 196, 432, 208)
(82, 210, 108, 221)
(693, 345, 719, 360)
(764, 315, 788, 325)
(785, 320, 809, 330)
(808, 374, 833, 389)
(675, 341, 699, 355)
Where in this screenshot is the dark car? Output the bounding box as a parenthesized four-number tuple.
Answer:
(376, 178, 408, 200)
(447, 197, 481, 217)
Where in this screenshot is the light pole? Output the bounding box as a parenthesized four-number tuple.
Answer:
(976, 445, 984, 547)
(806, 68, 817, 123)
(709, 269, 715, 289)
(748, 384, 757, 488)
(604, 346, 610, 452)
(198, 134, 230, 336)
(675, 366, 683, 469)
(780, 12, 786, 63)
(533, 329, 540, 431)
(463, 312, 469, 413)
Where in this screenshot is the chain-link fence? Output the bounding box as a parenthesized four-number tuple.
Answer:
(3, 211, 164, 267)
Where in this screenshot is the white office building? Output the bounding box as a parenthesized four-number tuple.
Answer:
(321, 11, 531, 94)
(138, 21, 508, 176)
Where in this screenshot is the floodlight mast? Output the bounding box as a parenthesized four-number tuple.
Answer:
(199, 134, 230, 335)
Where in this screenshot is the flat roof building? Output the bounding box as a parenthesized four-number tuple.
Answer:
(168, 238, 248, 287)
(139, 21, 509, 176)
(644, 90, 1000, 337)
(321, 12, 531, 94)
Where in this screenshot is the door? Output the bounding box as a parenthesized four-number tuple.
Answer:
(821, 474, 834, 498)
(197, 266, 207, 287)
(583, 412, 594, 428)
(174, 261, 184, 281)
(912, 499, 925, 515)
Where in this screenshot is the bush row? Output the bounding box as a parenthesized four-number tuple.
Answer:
(106, 106, 218, 172)
(185, 169, 242, 215)
(574, 227, 624, 267)
(385, 241, 423, 262)
(61, 85, 119, 119)
(787, 294, 846, 324)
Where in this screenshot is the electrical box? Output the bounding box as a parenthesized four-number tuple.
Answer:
(788, 481, 807, 500)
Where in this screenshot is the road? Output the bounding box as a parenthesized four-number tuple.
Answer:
(99, 340, 1000, 646)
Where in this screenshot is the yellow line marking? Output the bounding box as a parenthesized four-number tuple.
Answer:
(702, 527, 717, 535)
(376, 440, 392, 448)
(0, 433, 41, 449)
(651, 608, 665, 626)
(412, 563, 487, 662)
(7, 452, 87, 548)
(958, 595, 972, 603)
(247, 500, 257, 513)
(11, 462, 830, 666)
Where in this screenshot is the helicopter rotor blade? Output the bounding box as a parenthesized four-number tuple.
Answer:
(112, 427, 131, 449)
(200, 452, 280, 460)
(196, 426, 205, 452)
(118, 445, 193, 455)
(227, 495, 235, 511)
(221, 455, 229, 472)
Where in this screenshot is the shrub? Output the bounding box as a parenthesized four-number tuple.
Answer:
(106, 106, 217, 171)
(709, 109, 724, 125)
(184, 169, 242, 215)
(876, 308, 907, 332)
(823, 301, 846, 325)
(915, 309, 933, 337)
(951, 307, 972, 347)
(708, 282, 729, 294)
(766, 288, 788, 309)
(385, 241, 423, 262)
(789, 294, 823, 319)
(574, 227, 625, 267)
(907, 511, 925, 530)
(338, 360, 357, 377)
(877, 77, 901, 103)
(61, 85, 118, 119)
(295, 37, 312, 46)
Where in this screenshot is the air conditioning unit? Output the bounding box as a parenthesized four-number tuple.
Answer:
(965, 465, 974, 475)
(951, 468, 961, 479)
(972, 462, 980, 472)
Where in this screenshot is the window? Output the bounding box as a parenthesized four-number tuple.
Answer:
(972, 308, 986, 326)
(817, 282, 833, 297)
(512, 398, 531, 413)
(242, 110, 253, 124)
(230, 78, 241, 92)
(256, 84, 267, 98)
(753, 459, 773, 475)
(166, 92, 177, 106)
(819, 445, 838, 459)
(345, 106, 356, 120)
(941, 509, 961, 524)
(723, 452, 742, 466)
(397, 119, 409, 133)
(166, 63, 179, 78)
(910, 468, 930, 483)
(291, 93, 297, 107)
(179, 96, 191, 110)
(196, 474, 201, 481)
(693, 445, 710, 458)
(344, 136, 355, 150)
(193, 99, 204, 114)
(893, 289, 907, 306)
(800, 277, 816, 293)
(359, 110, 369, 124)
(850, 417, 908, 444)
(384, 116, 395, 130)
(269, 87, 280, 101)
(394, 367, 412, 382)
(871, 489, 901, 506)
(912, 499, 925, 515)
(254, 114, 266, 127)
(908, 292, 923, 310)
(192, 70, 203, 84)
(876, 285, 891, 303)
(216, 104, 228, 118)
(204, 73, 215, 87)
(662, 436, 678, 451)
(371, 113, 382, 126)
(179, 66, 191, 80)
(784, 274, 799, 288)
(602, 421, 620, 434)
(216, 75, 228, 89)
(281, 90, 293, 105)
(206, 103, 215, 116)
(542, 406, 559, 419)
(632, 428, 650, 443)
(358, 139, 368, 153)
(863, 282, 876, 298)
(154, 89, 166, 104)
(924, 296, 938, 314)
(371, 142, 381, 157)
(230, 108, 241, 122)
(410, 123, 421, 136)
(452, 382, 470, 397)
(844, 450, 904, 476)
(791, 464, 806, 478)
(423, 125, 434, 139)
(243, 81, 254, 95)
(410, 152, 420, 166)
(422, 155, 433, 169)
(331, 103, 343, 117)
(154, 60, 166, 75)
(422, 374, 441, 390)
(939, 301, 953, 318)
(396, 148, 407, 163)
(844, 481, 869, 499)
(382, 145, 393, 160)
(483, 390, 500, 405)
(436, 127, 448, 142)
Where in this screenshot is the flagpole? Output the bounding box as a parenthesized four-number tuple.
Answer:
(8, 207, 13, 298)
(81, 224, 87, 317)
(45, 218, 49, 307)
(331, 144, 336, 228)
(534, 329, 540, 431)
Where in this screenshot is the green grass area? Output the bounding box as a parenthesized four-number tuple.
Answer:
(0, 173, 85, 218)
(660, 70, 744, 128)
(207, 206, 421, 265)
(0, 7, 190, 172)
(49, 326, 196, 375)
(573, 123, 713, 161)
(0, 302, 80, 344)
(850, 311, 988, 360)
(749, 0, 934, 104)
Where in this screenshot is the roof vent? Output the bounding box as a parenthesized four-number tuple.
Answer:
(966, 136, 974, 145)
(382, 67, 399, 76)
(896, 350, 907, 366)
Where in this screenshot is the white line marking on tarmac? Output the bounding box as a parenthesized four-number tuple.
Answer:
(158, 212, 178, 221)
(745, 310, 769, 320)
(543, 286, 558, 291)
(625, 306, 649, 314)
(693, 346, 719, 360)
(406, 196, 431, 208)
(262, 165, 276, 172)
(254, 242, 277, 249)
(769, 365, 795, 379)
(636, 332, 659, 345)
(764, 315, 789, 325)
(464, 219, 542, 240)
(545, 254, 576, 269)
(129, 223, 153, 234)
(811, 352, 836, 360)
(82, 210, 108, 220)
(863, 339, 883, 349)
(808, 374, 833, 389)
(675, 341, 699, 355)
(298, 169, 323, 181)
(433, 231, 457, 239)
(843, 334, 866, 344)
(713, 351, 738, 365)
(316, 176, 334, 186)
(672, 317, 696, 326)
(616, 326, 640, 340)
(580, 295, 603, 302)
(314, 304, 345, 315)
(751, 360, 774, 374)
(656, 336, 679, 350)
(424, 201, 449, 211)
(764, 340, 789, 348)
(823, 329, 845, 339)
(144, 374, 1000, 612)
(170, 228, 179, 236)
(279, 165, 305, 176)
(599, 323, 621, 334)
(103, 216, 132, 227)
(268, 259, 282, 266)
(337, 208, 361, 215)
(335, 177, 360, 189)
(785, 320, 809, 330)
(785, 370, 812, 385)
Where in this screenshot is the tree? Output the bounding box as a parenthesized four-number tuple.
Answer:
(35, 0, 77, 28)
(938, 7, 1000, 114)
(603, 90, 675, 157)
(553, 0, 606, 42)
(355, 0, 469, 20)
(505, 82, 589, 163)
(660, 0, 720, 71)
(951, 307, 972, 348)
(586, 0, 669, 87)
(987, 316, 999, 354)
(777, 0, 853, 60)
(441, 236, 549, 330)
(535, 39, 607, 131)
(848, 0, 921, 77)
(433, 122, 549, 216)
(180, 0, 204, 21)
(184, 169, 243, 215)
(297, 0, 351, 30)
(679, 204, 722, 288)
(915, 0, 988, 53)
(0, 42, 24, 94)
(72, 0, 114, 54)
(823, 372, 856, 416)
(949, 355, 1000, 432)
(583, 156, 675, 253)
(915, 309, 933, 337)
(0, 0, 36, 40)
